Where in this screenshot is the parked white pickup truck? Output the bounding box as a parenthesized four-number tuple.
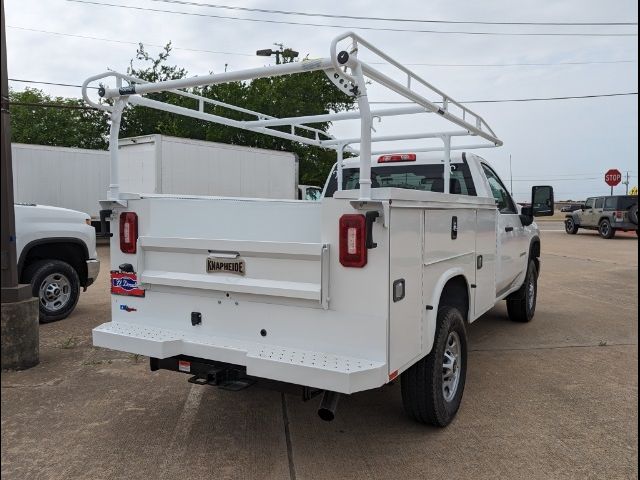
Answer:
(15, 204, 100, 322)
(86, 32, 553, 425)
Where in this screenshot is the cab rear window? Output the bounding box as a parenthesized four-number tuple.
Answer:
(324, 160, 476, 197)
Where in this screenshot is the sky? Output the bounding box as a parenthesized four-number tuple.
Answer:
(5, 0, 639, 201)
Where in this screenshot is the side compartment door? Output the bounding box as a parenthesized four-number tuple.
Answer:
(474, 208, 497, 319)
(388, 208, 423, 374)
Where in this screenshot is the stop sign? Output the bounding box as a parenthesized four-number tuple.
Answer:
(605, 169, 622, 187)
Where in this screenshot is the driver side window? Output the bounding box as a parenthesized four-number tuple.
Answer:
(585, 198, 594, 209)
(481, 164, 516, 214)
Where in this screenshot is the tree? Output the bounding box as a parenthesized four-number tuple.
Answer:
(120, 43, 356, 185)
(10, 42, 356, 186)
(8, 88, 109, 150)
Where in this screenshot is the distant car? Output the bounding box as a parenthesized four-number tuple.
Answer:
(560, 204, 582, 212)
(565, 195, 638, 238)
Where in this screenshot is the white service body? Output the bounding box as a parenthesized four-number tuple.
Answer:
(94, 153, 539, 394)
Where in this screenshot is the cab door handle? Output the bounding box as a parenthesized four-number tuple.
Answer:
(505, 226, 514, 232)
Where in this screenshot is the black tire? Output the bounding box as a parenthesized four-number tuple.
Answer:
(598, 219, 615, 239)
(507, 259, 538, 323)
(565, 217, 579, 234)
(24, 260, 80, 323)
(401, 306, 467, 427)
(628, 205, 638, 225)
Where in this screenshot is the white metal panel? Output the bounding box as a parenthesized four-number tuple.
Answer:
(158, 135, 297, 199)
(473, 209, 497, 319)
(388, 208, 423, 373)
(11, 143, 109, 218)
(117, 137, 159, 194)
(421, 209, 477, 355)
(93, 321, 387, 393)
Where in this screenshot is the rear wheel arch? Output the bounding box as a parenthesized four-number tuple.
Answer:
(437, 275, 470, 322)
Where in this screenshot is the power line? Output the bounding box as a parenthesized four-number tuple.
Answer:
(513, 171, 638, 178)
(380, 60, 638, 67)
(9, 78, 98, 89)
(9, 79, 638, 105)
(8, 26, 638, 67)
(512, 177, 601, 182)
(7, 26, 255, 56)
(370, 92, 638, 104)
(8, 101, 99, 110)
(65, 0, 639, 37)
(146, 0, 639, 27)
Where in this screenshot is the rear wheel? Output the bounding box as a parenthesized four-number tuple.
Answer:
(24, 260, 80, 323)
(401, 305, 467, 427)
(507, 259, 538, 323)
(565, 218, 579, 234)
(598, 219, 615, 239)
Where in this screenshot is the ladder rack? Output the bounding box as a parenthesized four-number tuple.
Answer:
(83, 31, 502, 202)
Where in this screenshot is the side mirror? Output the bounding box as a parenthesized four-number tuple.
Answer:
(531, 185, 554, 217)
(581, 204, 588, 210)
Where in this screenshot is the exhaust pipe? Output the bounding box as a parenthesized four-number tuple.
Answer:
(317, 390, 341, 421)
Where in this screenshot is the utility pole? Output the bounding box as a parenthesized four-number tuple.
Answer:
(622, 171, 630, 195)
(1, 0, 39, 370)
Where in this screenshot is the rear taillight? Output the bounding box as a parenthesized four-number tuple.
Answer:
(119, 212, 138, 254)
(378, 153, 416, 163)
(614, 210, 624, 221)
(339, 214, 367, 268)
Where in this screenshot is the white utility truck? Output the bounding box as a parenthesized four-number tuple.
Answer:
(85, 33, 553, 426)
(15, 203, 100, 322)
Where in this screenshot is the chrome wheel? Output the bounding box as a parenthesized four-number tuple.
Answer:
(39, 273, 71, 312)
(442, 331, 462, 402)
(600, 222, 610, 236)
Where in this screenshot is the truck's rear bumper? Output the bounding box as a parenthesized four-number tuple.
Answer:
(93, 322, 387, 394)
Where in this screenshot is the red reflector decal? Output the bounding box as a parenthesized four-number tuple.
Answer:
(178, 360, 191, 373)
(389, 370, 399, 381)
(111, 271, 145, 297)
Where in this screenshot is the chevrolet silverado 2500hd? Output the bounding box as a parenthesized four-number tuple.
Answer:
(85, 32, 553, 426)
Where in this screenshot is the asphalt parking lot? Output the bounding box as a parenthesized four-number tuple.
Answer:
(2, 222, 637, 480)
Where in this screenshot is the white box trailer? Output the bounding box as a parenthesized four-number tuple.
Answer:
(11, 143, 109, 220)
(12, 138, 299, 233)
(117, 134, 298, 199)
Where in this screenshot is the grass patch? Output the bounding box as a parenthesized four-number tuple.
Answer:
(59, 337, 79, 349)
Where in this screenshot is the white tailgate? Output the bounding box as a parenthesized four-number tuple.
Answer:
(137, 236, 328, 306)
